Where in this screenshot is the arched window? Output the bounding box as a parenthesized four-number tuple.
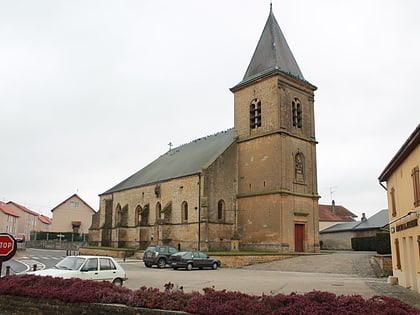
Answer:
(292, 98, 302, 128)
(181, 201, 188, 222)
(136, 205, 142, 226)
(217, 200, 225, 221)
(295, 152, 304, 181)
(250, 98, 262, 129)
(136, 205, 149, 226)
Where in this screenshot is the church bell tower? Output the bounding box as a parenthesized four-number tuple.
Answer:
(231, 5, 319, 252)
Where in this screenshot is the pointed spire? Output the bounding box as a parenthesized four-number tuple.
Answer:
(233, 5, 305, 90)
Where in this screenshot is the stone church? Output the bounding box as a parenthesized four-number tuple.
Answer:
(89, 6, 320, 253)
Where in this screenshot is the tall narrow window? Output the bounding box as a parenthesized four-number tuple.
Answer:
(418, 236, 420, 259)
(390, 187, 397, 217)
(292, 98, 302, 128)
(182, 201, 188, 222)
(135, 206, 142, 226)
(217, 200, 225, 221)
(395, 238, 401, 270)
(156, 202, 161, 220)
(115, 204, 121, 227)
(249, 99, 261, 129)
(120, 205, 128, 227)
(411, 166, 420, 207)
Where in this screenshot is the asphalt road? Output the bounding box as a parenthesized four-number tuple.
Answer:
(120, 251, 380, 297)
(118, 251, 420, 310)
(4, 248, 420, 309)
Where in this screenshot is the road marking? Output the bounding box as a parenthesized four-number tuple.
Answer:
(16, 259, 46, 273)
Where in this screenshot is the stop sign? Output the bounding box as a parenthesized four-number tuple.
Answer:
(0, 233, 17, 262)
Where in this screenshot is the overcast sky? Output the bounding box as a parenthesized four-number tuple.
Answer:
(1, 0, 419, 220)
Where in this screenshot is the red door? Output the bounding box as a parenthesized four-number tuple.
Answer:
(294, 224, 304, 252)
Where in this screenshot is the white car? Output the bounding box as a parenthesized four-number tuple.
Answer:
(30, 255, 127, 286)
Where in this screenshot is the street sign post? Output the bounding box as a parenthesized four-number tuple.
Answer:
(0, 233, 17, 276)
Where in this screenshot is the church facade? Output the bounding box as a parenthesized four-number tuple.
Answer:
(89, 7, 320, 253)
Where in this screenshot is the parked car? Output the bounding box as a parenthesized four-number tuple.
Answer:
(142, 245, 178, 268)
(29, 255, 127, 286)
(168, 251, 221, 271)
(14, 234, 26, 243)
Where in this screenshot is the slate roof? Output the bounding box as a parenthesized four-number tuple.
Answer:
(232, 5, 314, 91)
(0, 201, 19, 217)
(102, 129, 236, 195)
(319, 204, 357, 222)
(320, 209, 389, 233)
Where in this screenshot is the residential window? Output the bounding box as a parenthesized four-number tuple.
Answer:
(411, 166, 420, 207)
(217, 200, 225, 221)
(390, 187, 397, 217)
(292, 98, 302, 128)
(182, 201, 188, 222)
(249, 99, 262, 129)
(70, 201, 79, 208)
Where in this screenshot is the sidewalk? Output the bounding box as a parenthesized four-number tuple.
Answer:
(243, 251, 420, 310)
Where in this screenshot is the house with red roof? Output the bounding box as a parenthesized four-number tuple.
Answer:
(319, 201, 357, 231)
(6, 201, 52, 238)
(0, 201, 19, 235)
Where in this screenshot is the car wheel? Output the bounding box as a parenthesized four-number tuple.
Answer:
(112, 278, 123, 286)
(144, 262, 153, 268)
(157, 258, 166, 269)
(212, 262, 218, 270)
(186, 263, 193, 271)
(173, 267, 178, 270)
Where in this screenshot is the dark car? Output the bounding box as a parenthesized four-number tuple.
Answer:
(168, 251, 221, 271)
(142, 245, 178, 268)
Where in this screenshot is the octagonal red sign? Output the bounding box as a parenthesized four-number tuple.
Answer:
(0, 233, 17, 262)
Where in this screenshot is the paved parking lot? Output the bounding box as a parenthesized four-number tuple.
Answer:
(120, 251, 420, 310)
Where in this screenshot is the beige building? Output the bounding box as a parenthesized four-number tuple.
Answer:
(7, 201, 41, 237)
(379, 124, 420, 293)
(50, 194, 96, 234)
(90, 6, 320, 253)
(0, 201, 19, 235)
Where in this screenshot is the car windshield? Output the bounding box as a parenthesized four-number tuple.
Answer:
(145, 246, 156, 252)
(54, 257, 86, 270)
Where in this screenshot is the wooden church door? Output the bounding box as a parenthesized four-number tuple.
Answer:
(294, 224, 304, 252)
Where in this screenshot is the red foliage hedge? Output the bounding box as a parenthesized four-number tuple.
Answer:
(0, 275, 419, 315)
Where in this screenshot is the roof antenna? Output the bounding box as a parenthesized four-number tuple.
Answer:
(168, 142, 173, 151)
(270, 1, 272, 11)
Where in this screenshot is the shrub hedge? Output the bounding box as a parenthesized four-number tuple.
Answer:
(0, 275, 418, 315)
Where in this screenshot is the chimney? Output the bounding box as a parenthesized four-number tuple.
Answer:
(331, 200, 336, 216)
(361, 213, 367, 221)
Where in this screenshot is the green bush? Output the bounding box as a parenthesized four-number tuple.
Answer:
(351, 234, 391, 254)
(376, 233, 391, 254)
